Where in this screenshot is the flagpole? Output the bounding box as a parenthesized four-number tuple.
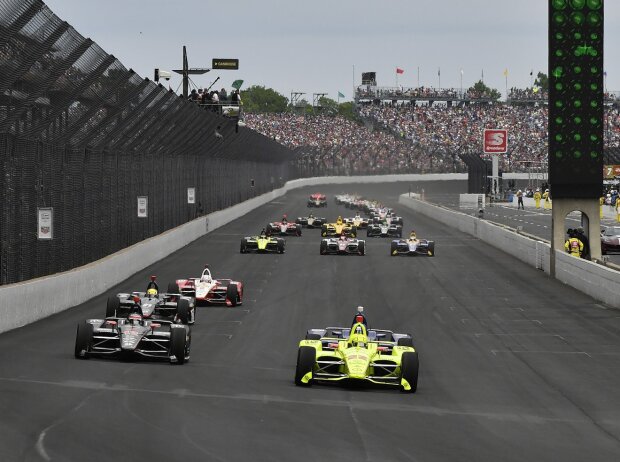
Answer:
(417, 66, 420, 88)
(438, 67, 441, 90)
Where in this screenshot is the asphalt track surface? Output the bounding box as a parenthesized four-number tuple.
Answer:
(1, 181, 620, 462)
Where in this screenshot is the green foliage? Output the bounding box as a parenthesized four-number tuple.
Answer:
(338, 102, 357, 121)
(468, 80, 501, 100)
(242, 85, 289, 113)
(534, 72, 549, 91)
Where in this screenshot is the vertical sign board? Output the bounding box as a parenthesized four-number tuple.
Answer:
(483, 129, 508, 154)
(137, 196, 148, 218)
(187, 188, 196, 204)
(37, 207, 53, 240)
(549, 0, 604, 199)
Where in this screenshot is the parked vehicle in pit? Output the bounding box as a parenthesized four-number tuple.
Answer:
(344, 213, 369, 229)
(106, 276, 195, 324)
(174, 266, 243, 307)
(267, 215, 302, 236)
(367, 220, 402, 238)
(320, 235, 366, 255)
(296, 214, 325, 228)
(601, 226, 620, 254)
(74, 313, 191, 364)
(295, 308, 418, 393)
(240, 232, 285, 254)
(390, 233, 435, 256)
(307, 193, 327, 207)
(321, 216, 357, 238)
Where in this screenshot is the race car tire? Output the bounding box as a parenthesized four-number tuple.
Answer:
(277, 239, 285, 254)
(167, 282, 180, 294)
(397, 337, 414, 348)
(296, 224, 302, 236)
(106, 296, 120, 318)
(320, 241, 327, 255)
(295, 346, 316, 386)
(428, 241, 435, 257)
(177, 298, 190, 324)
(305, 333, 321, 340)
(400, 352, 419, 393)
(390, 242, 398, 256)
(358, 241, 365, 256)
(74, 321, 93, 359)
(170, 328, 187, 365)
(240, 238, 247, 254)
(350, 226, 357, 238)
(226, 284, 240, 307)
(321, 224, 328, 237)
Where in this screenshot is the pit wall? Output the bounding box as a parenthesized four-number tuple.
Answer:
(0, 173, 465, 333)
(398, 195, 620, 309)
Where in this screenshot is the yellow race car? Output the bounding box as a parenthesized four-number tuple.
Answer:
(295, 309, 419, 393)
(320, 216, 357, 237)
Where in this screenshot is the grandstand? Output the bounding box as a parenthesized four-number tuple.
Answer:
(245, 84, 620, 178)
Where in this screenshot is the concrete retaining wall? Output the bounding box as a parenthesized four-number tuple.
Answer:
(398, 195, 620, 308)
(0, 173, 465, 333)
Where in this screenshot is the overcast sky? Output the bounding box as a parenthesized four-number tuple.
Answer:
(44, 0, 620, 101)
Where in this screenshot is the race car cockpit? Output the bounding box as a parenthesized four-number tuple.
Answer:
(348, 323, 368, 348)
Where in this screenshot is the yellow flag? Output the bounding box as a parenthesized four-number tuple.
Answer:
(503, 68, 508, 77)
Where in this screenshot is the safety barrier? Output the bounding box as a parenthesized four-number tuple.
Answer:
(0, 173, 464, 333)
(398, 195, 620, 309)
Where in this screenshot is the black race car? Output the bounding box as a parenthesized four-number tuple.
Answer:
(74, 314, 191, 364)
(106, 291, 195, 324)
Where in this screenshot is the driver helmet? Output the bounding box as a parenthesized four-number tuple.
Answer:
(146, 288, 158, 297)
(409, 230, 417, 239)
(349, 325, 368, 347)
(340, 232, 347, 240)
(308, 212, 314, 218)
(260, 228, 267, 236)
(281, 214, 288, 223)
(336, 216, 343, 224)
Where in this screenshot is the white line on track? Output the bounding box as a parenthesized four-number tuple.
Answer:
(1, 376, 604, 426)
(491, 349, 591, 357)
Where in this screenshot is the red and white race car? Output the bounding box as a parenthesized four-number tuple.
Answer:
(174, 267, 243, 307)
(267, 216, 302, 236)
(307, 193, 327, 207)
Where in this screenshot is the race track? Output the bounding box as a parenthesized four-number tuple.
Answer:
(1, 181, 620, 462)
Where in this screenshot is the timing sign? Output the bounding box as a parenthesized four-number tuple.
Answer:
(549, 0, 604, 199)
(212, 59, 239, 70)
(483, 129, 508, 154)
(187, 187, 196, 204)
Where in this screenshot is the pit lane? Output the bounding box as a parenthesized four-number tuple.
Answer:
(1, 181, 619, 461)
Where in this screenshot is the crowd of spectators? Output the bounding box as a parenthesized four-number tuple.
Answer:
(357, 103, 550, 169)
(508, 87, 548, 101)
(188, 88, 241, 106)
(355, 86, 496, 101)
(245, 100, 620, 176)
(244, 113, 440, 175)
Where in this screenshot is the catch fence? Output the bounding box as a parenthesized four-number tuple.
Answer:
(0, 0, 292, 284)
